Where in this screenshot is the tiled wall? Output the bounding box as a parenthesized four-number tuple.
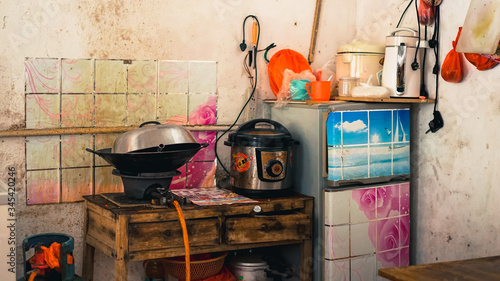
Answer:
(324, 182, 410, 281)
(24, 58, 218, 205)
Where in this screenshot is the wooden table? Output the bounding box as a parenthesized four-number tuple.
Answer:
(82, 193, 313, 281)
(378, 255, 500, 281)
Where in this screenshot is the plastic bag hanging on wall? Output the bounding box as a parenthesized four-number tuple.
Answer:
(441, 28, 464, 83)
(418, 0, 434, 26)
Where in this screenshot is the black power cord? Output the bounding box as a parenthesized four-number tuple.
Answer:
(214, 15, 261, 175)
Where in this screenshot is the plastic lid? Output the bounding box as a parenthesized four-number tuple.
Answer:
(229, 255, 268, 268)
(337, 39, 385, 54)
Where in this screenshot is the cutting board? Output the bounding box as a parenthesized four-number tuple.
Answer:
(455, 0, 500, 54)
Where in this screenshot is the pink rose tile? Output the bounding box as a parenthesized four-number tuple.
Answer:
(324, 259, 350, 281)
(376, 249, 400, 270)
(400, 247, 410, 267)
(61, 59, 93, 93)
(127, 60, 157, 93)
(26, 136, 60, 170)
(27, 170, 60, 205)
(26, 94, 61, 129)
(169, 165, 187, 190)
(187, 161, 216, 188)
(61, 94, 94, 128)
(188, 94, 217, 125)
(351, 187, 376, 223)
(325, 190, 350, 225)
(351, 223, 376, 256)
(191, 131, 216, 161)
(61, 168, 93, 202)
(351, 255, 376, 281)
(61, 134, 93, 168)
(188, 61, 217, 94)
(95, 59, 127, 93)
(126, 93, 156, 126)
(325, 225, 349, 259)
(376, 184, 400, 219)
(94, 94, 126, 127)
(25, 58, 60, 93)
(159, 60, 188, 93)
(95, 166, 123, 194)
(376, 218, 400, 252)
(400, 182, 410, 215)
(399, 215, 410, 248)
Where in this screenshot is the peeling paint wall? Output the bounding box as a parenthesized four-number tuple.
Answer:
(1, 0, 500, 280)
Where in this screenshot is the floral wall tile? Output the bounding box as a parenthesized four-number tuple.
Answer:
(95, 59, 127, 93)
(376, 185, 400, 219)
(324, 259, 350, 281)
(325, 225, 349, 260)
(188, 94, 217, 125)
(188, 61, 216, 94)
(126, 93, 156, 126)
(157, 93, 187, 124)
(399, 215, 410, 248)
(61, 59, 93, 93)
(351, 255, 376, 281)
(400, 247, 409, 267)
(191, 131, 216, 161)
(159, 60, 188, 93)
(169, 164, 187, 190)
(61, 134, 93, 168)
(94, 94, 126, 127)
(95, 166, 123, 194)
(128, 60, 157, 94)
(61, 168, 93, 202)
(27, 170, 60, 205)
(25, 58, 60, 93)
(26, 136, 60, 170)
(376, 249, 400, 270)
(187, 161, 216, 188)
(351, 188, 375, 223)
(376, 218, 400, 252)
(400, 182, 410, 215)
(94, 133, 120, 166)
(26, 94, 61, 129)
(351, 223, 376, 256)
(324, 190, 350, 226)
(61, 94, 94, 128)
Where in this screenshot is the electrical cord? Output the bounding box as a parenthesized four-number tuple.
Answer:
(397, 0, 414, 28)
(412, 0, 421, 70)
(215, 15, 260, 175)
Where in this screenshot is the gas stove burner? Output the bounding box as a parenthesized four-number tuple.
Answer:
(112, 169, 181, 200)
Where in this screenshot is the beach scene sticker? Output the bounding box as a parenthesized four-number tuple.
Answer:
(327, 109, 410, 181)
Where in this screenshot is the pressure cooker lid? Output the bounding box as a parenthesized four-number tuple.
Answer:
(225, 119, 293, 147)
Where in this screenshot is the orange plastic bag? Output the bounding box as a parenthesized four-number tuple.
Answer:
(441, 28, 463, 83)
(464, 53, 499, 70)
(268, 49, 311, 96)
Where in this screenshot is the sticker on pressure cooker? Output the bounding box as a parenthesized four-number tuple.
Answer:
(233, 153, 254, 173)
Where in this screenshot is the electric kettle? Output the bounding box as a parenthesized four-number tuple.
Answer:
(382, 28, 422, 98)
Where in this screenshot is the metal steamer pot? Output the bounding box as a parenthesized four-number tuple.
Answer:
(86, 121, 208, 174)
(224, 119, 295, 196)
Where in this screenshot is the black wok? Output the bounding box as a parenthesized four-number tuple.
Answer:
(86, 143, 209, 173)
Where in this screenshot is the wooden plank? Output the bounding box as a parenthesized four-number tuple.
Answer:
(226, 213, 311, 244)
(300, 199, 314, 281)
(114, 215, 129, 281)
(128, 208, 221, 223)
(378, 255, 500, 281)
(85, 235, 115, 259)
(128, 240, 302, 261)
(86, 209, 116, 250)
(128, 218, 220, 252)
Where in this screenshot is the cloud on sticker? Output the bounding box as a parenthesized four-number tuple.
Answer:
(335, 120, 367, 133)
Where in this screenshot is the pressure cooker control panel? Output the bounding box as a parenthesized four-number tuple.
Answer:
(256, 149, 287, 181)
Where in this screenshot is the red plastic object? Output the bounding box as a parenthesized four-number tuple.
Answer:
(268, 49, 311, 96)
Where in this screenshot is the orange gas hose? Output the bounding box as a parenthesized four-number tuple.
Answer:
(28, 272, 37, 281)
(173, 200, 190, 281)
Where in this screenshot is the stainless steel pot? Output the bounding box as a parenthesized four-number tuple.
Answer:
(112, 121, 198, 153)
(224, 119, 295, 196)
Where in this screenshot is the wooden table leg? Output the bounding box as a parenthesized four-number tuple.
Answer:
(82, 242, 95, 281)
(300, 199, 314, 281)
(114, 215, 129, 281)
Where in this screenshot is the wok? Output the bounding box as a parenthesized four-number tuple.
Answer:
(86, 143, 209, 173)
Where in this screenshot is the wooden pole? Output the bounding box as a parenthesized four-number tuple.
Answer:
(308, 0, 323, 64)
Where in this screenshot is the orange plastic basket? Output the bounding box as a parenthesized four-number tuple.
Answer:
(163, 252, 228, 280)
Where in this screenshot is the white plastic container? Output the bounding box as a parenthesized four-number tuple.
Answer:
(338, 77, 360, 97)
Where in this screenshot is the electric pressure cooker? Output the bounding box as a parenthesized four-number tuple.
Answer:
(224, 119, 296, 196)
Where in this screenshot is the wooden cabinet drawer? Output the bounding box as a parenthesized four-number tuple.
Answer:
(225, 213, 311, 244)
(128, 218, 220, 252)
